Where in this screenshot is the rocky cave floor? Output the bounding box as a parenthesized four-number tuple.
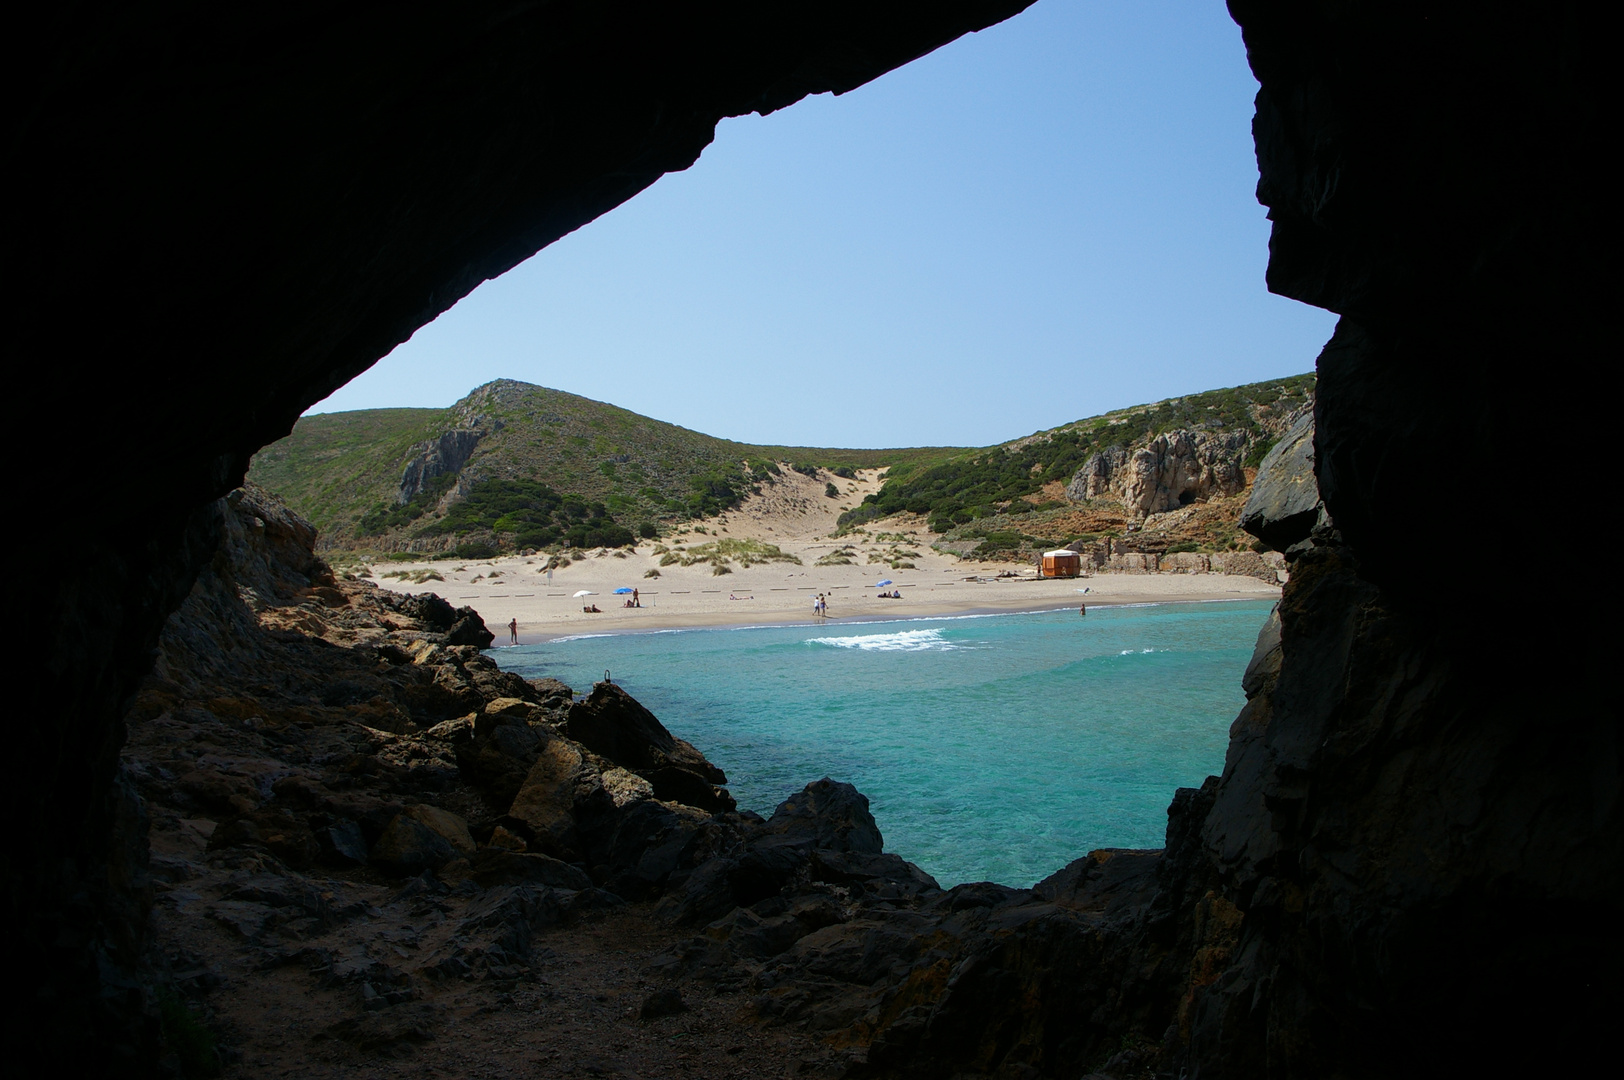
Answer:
(122, 487, 1202, 1079)
(146, 846, 844, 1079)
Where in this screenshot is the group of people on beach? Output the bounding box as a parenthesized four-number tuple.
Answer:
(622, 588, 640, 608)
(812, 593, 829, 618)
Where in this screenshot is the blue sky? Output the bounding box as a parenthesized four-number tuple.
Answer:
(310, 0, 1335, 448)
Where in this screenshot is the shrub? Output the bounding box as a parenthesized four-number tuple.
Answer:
(644, 568, 661, 578)
(637, 521, 658, 539)
(451, 540, 497, 559)
(825, 482, 839, 498)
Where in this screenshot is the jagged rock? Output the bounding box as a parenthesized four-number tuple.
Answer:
(1239, 410, 1324, 550)
(371, 810, 463, 875)
(756, 778, 883, 854)
(322, 820, 369, 864)
(527, 677, 574, 709)
(646, 766, 736, 813)
(456, 715, 543, 807)
(486, 824, 527, 851)
(598, 799, 719, 900)
(1066, 429, 1250, 519)
(404, 804, 476, 856)
(562, 682, 732, 811)
(564, 683, 727, 783)
(601, 767, 656, 808)
(445, 611, 495, 648)
(810, 850, 938, 895)
(504, 731, 589, 857)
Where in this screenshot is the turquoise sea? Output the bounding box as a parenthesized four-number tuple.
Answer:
(495, 600, 1270, 888)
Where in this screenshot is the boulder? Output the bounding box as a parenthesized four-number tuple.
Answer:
(646, 766, 736, 813)
(600, 767, 655, 808)
(1239, 409, 1325, 550)
(456, 714, 542, 806)
(527, 677, 574, 709)
(400, 803, 476, 856)
(562, 682, 733, 811)
(486, 824, 527, 851)
(370, 811, 460, 875)
(444, 610, 495, 648)
(504, 730, 587, 857)
(757, 778, 883, 854)
(563, 682, 726, 783)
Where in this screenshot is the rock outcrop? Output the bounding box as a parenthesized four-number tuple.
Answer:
(398, 427, 485, 505)
(1238, 409, 1324, 551)
(1065, 428, 1251, 519)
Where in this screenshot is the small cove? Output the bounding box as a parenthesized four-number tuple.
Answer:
(495, 600, 1272, 887)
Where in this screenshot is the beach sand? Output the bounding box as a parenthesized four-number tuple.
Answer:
(360, 468, 1281, 642)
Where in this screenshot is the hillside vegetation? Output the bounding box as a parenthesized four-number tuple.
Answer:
(249, 380, 960, 551)
(250, 375, 1313, 557)
(840, 374, 1315, 534)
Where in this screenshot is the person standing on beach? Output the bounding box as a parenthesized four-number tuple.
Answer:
(632, 587, 639, 608)
(507, 617, 518, 644)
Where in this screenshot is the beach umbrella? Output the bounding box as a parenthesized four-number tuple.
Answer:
(875, 579, 893, 587)
(613, 587, 634, 594)
(573, 590, 594, 598)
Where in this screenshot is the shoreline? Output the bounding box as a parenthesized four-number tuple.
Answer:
(358, 480, 1281, 646)
(505, 593, 1277, 645)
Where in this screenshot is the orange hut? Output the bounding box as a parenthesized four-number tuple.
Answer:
(1041, 549, 1082, 578)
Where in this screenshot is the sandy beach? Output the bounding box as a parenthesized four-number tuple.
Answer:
(360, 468, 1281, 642)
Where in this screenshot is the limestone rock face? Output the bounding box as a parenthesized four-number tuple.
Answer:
(398, 427, 484, 505)
(1066, 428, 1250, 519)
(1239, 409, 1324, 550)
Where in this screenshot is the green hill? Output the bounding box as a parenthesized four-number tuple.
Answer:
(250, 374, 1315, 556)
(248, 379, 962, 551)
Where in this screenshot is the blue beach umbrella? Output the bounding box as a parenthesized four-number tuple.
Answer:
(613, 587, 634, 594)
(874, 579, 894, 587)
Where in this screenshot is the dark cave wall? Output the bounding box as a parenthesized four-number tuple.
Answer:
(1184, 2, 1617, 1074)
(9, 2, 1034, 1070)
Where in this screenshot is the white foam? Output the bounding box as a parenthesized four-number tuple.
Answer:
(807, 628, 967, 652)
(547, 633, 616, 644)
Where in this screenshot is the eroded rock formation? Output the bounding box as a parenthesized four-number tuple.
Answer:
(1065, 428, 1252, 519)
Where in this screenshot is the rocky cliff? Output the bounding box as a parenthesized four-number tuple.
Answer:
(1065, 427, 1255, 519)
